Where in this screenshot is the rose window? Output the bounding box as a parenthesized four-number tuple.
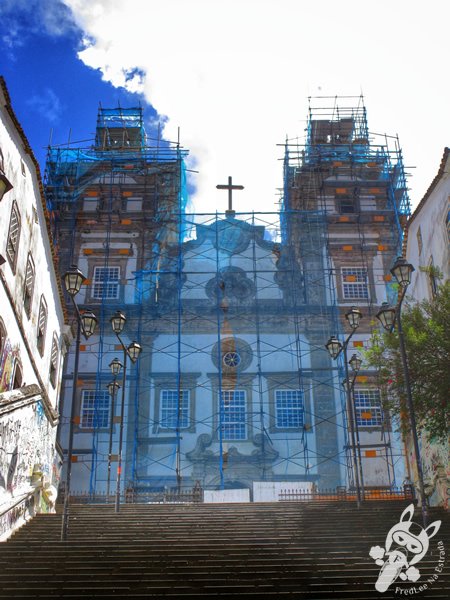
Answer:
(223, 351, 241, 368)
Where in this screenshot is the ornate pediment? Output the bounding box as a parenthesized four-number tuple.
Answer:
(186, 433, 279, 464)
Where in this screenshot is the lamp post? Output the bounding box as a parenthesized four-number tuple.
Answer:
(110, 311, 142, 513)
(376, 256, 427, 525)
(326, 306, 364, 506)
(0, 170, 13, 202)
(61, 267, 98, 541)
(344, 351, 365, 497)
(106, 367, 121, 501)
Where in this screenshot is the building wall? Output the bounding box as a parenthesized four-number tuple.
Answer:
(0, 78, 68, 531)
(406, 149, 450, 301)
(284, 109, 410, 492)
(405, 148, 450, 508)
(46, 109, 187, 496)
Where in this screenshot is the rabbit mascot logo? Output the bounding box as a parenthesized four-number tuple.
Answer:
(369, 504, 441, 593)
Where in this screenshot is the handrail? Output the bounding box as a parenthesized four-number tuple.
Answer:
(0, 488, 38, 518)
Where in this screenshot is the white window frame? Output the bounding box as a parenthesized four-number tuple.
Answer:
(427, 256, 439, 298)
(416, 226, 423, 256)
(24, 254, 35, 318)
(80, 390, 110, 429)
(219, 390, 247, 441)
(37, 296, 47, 356)
(160, 389, 190, 429)
(92, 266, 120, 300)
(354, 389, 383, 427)
(275, 389, 304, 428)
(49, 334, 59, 388)
(6, 201, 20, 271)
(341, 267, 369, 300)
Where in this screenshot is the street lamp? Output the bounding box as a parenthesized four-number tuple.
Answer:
(326, 306, 365, 505)
(325, 336, 342, 360)
(61, 267, 97, 541)
(127, 341, 142, 363)
(106, 374, 121, 501)
(376, 256, 427, 525)
(109, 357, 123, 377)
(391, 255, 415, 288)
(0, 170, 13, 202)
(110, 312, 142, 512)
(345, 306, 363, 330)
(110, 310, 126, 334)
(349, 353, 362, 374)
(376, 302, 396, 332)
(63, 266, 86, 297)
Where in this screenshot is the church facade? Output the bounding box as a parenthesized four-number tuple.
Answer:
(49, 99, 409, 499)
(137, 211, 339, 491)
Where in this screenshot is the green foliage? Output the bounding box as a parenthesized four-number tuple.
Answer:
(365, 281, 450, 441)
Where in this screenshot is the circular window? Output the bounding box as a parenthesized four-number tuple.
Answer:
(212, 338, 253, 372)
(223, 351, 241, 368)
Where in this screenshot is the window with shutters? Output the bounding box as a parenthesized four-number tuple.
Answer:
(0, 318, 6, 357)
(6, 201, 21, 272)
(23, 254, 35, 318)
(427, 255, 439, 298)
(416, 226, 423, 256)
(37, 296, 47, 356)
(12, 361, 22, 389)
(92, 266, 120, 300)
(49, 334, 59, 388)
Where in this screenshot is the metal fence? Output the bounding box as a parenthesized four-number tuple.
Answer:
(278, 485, 415, 502)
(62, 484, 415, 505)
(63, 485, 203, 505)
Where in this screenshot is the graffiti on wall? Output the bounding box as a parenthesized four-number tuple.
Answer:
(0, 339, 20, 393)
(421, 435, 449, 509)
(0, 494, 35, 538)
(0, 400, 56, 504)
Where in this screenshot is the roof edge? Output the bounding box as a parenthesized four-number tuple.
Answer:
(407, 147, 450, 228)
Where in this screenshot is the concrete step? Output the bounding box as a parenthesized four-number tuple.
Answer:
(1, 501, 448, 599)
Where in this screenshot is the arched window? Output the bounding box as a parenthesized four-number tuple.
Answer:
(23, 254, 35, 318)
(0, 318, 5, 356)
(37, 296, 48, 356)
(12, 360, 23, 389)
(6, 201, 21, 272)
(49, 334, 59, 388)
(0, 147, 13, 201)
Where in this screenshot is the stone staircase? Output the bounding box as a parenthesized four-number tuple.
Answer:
(0, 501, 448, 598)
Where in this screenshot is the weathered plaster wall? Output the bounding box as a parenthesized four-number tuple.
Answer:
(0, 79, 68, 536)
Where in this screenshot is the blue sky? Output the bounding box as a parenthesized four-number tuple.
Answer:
(1, 0, 449, 214)
(0, 2, 153, 171)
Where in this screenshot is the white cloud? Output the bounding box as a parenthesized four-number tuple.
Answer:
(0, 0, 76, 51)
(63, 0, 449, 213)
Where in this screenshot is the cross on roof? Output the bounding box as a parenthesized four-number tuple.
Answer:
(216, 176, 244, 213)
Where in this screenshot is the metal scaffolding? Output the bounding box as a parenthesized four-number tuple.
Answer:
(46, 98, 410, 499)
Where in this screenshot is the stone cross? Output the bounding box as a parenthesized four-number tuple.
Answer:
(216, 176, 244, 213)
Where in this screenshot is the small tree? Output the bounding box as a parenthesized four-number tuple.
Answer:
(366, 281, 450, 441)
